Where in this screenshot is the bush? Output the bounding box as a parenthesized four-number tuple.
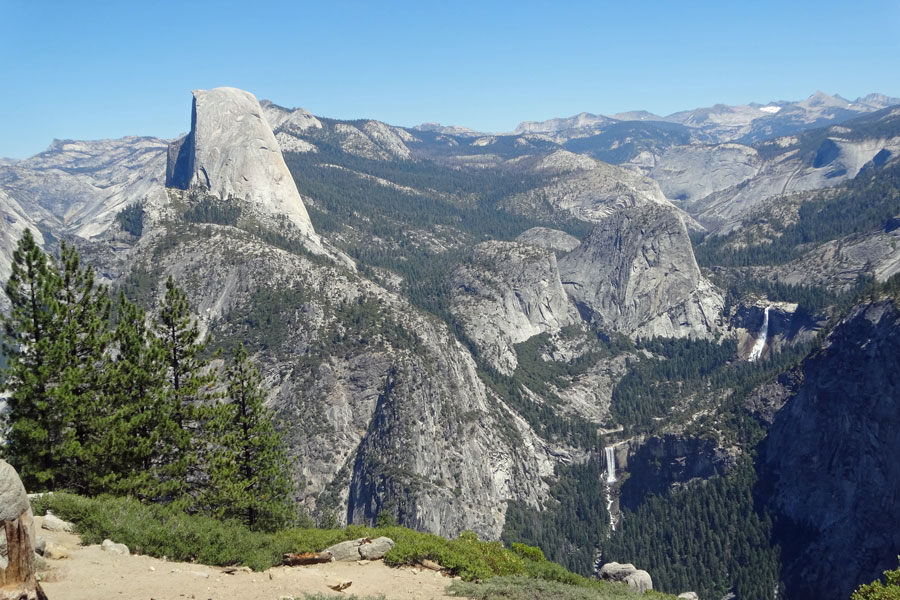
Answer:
(853, 557, 900, 600)
(448, 575, 650, 600)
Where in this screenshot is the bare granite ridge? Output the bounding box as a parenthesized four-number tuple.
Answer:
(559, 203, 723, 339)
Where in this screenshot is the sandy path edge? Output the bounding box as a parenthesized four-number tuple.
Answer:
(35, 516, 456, 600)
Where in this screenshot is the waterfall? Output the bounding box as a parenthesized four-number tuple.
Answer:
(605, 446, 616, 483)
(748, 306, 771, 362)
(604, 446, 618, 531)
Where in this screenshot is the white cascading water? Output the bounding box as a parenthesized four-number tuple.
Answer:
(605, 446, 616, 483)
(748, 306, 771, 362)
(604, 446, 618, 531)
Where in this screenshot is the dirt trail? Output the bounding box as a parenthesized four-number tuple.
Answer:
(35, 516, 456, 600)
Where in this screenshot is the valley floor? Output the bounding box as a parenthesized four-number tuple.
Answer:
(36, 515, 455, 600)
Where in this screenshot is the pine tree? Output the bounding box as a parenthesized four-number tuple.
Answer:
(53, 241, 112, 494)
(153, 276, 215, 504)
(201, 343, 296, 531)
(0, 229, 64, 490)
(99, 292, 171, 498)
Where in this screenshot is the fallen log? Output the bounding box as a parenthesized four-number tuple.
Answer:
(282, 550, 334, 566)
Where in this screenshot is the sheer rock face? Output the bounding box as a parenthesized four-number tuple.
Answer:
(449, 241, 580, 375)
(762, 300, 900, 600)
(166, 87, 319, 245)
(143, 233, 553, 540)
(558, 204, 722, 339)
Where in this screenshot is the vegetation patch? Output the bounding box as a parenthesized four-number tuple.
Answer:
(30, 492, 643, 592)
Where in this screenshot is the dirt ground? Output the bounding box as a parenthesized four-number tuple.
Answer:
(35, 515, 457, 600)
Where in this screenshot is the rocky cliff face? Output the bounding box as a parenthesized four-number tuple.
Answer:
(619, 435, 735, 511)
(166, 87, 320, 247)
(761, 300, 900, 600)
(148, 89, 556, 538)
(558, 204, 723, 339)
(449, 241, 580, 375)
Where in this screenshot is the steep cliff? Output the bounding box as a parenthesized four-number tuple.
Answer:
(761, 299, 900, 600)
(449, 241, 580, 375)
(558, 204, 723, 339)
(166, 87, 320, 248)
(151, 88, 556, 538)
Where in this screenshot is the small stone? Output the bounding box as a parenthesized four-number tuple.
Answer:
(41, 513, 74, 533)
(101, 539, 130, 555)
(34, 536, 46, 556)
(43, 542, 69, 560)
(421, 559, 442, 571)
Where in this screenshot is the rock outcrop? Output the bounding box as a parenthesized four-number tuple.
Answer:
(449, 241, 580, 375)
(558, 204, 722, 339)
(647, 143, 762, 204)
(599, 562, 653, 594)
(166, 87, 320, 247)
(761, 300, 900, 600)
(324, 537, 395, 561)
(515, 227, 581, 253)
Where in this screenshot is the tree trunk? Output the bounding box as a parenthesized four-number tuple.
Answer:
(0, 516, 47, 600)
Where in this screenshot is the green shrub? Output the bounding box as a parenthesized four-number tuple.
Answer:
(853, 557, 900, 600)
(448, 575, 633, 600)
(510, 542, 545, 563)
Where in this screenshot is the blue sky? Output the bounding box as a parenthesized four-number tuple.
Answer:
(2, 0, 899, 158)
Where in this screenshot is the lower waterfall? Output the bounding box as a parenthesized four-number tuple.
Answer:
(748, 306, 771, 362)
(605, 446, 616, 483)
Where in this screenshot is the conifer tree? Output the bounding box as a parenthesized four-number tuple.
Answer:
(53, 241, 112, 494)
(201, 343, 296, 531)
(0, 229, 62, 490)
(100, 292, 171, 498)
(153, 276, 215, 503)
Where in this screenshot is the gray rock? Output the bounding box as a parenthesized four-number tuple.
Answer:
(325, 539, 366, 562)
(43, 542, 69, 560)
(0, 460, 32, 524)
(41, 513, 74, 533)
(101, 538, 130, 555)
(762, 300, 900, 600)
(165, 87, 321, 249)
(678, 593, 700, 600)
(559, 203, 722, 339)
(359, 537, 394, 560)
(449, 240, 580, 374)
(34, 536, 46, 556)
(599, 561, 637, 581)
(625, 570, 653, 594)
(516, 227, 581, 253)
